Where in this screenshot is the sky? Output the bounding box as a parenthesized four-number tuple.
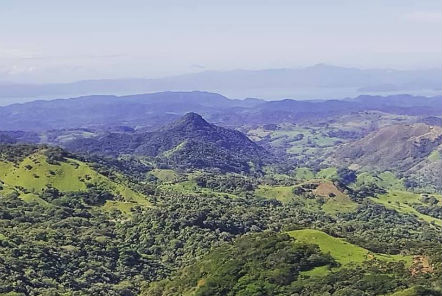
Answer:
(0, 0, 441, 83)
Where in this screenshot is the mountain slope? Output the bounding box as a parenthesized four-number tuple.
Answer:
(407, 145, 442, 192)
(333, 123, 442, 172)
(66, 113, 271, 173)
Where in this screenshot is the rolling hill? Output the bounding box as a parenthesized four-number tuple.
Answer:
(0, 144, 150, 211)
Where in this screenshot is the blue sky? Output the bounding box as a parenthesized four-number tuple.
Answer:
(0, 0, 441, 82)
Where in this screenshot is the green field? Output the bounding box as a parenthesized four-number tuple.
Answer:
(321, 193, 358, 214)
(255, 181, 358, 215)
(389, 287, 430, 296)
(149, 168, 180, 182)
(316, 167, 338, 180)
(428, 150, 441, 162)
(254, 185, 295, 203)
(355, 171, 405, 191)
(288, 229, 412, 276)
(293, 167, 315, 181)
(371, 191, 442, 226)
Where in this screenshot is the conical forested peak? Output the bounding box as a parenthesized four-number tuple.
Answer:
(165, 112, 212, 131)
(181, 112, 205, 123)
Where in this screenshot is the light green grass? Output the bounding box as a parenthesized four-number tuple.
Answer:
(309, 180, 359, 215)
(0, 150, 150, 208)
(289, 229, 370, 265)
(356, 171, 405, 191)
(149, 169, 180, 182)
(102, 201, 138, 215)
(294, 167, 315, 181)
(256, 181, 358, 213)
(428, 150, 441, 162)
(321, 194, 358, 214)
(301, 265, 331, 277)
(254, 185, 294, 203)
(162, 140, 188, 158)
(316, 167, 338, 180)
(20, 193, 50, 206)
(288, 229, 412, 277)
(378, 171, 405, 190)
(371, 191, 442, 226)
(389, 287, 421, 296)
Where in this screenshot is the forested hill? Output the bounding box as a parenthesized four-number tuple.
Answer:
(65, 112, 271, 173)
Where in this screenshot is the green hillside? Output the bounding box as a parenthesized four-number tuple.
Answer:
(143, 229, 423, 296)
(142, 232, 337, 296)
(370, 191, 442, 226)
(355, 171, 405, 191)
(288, 229, 412, 274)
(255, 180, 358, 215)
(0, 146, 150, 211)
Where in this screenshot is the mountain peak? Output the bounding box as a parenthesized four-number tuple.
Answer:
(182, 112, 205, 122)
(166, 112, 212, 131)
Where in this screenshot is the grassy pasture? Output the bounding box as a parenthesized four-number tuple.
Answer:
(371, 191, 442, 226)
(288, 229, 413, 277)
(0, 150, 150, 210)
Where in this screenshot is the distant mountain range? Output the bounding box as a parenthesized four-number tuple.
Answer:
(0, 64, 440, 104)
(0, 91, 440, 131)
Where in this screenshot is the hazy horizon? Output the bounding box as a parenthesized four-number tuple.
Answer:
(1, 63, 441, 85)
(1, 0, 441, 84)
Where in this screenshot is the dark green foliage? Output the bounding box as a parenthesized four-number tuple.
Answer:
(43, 146, 70, 164)
(0, 196, 167, 296)
(336, 168, 357, 185)
(40, 186, 115, 206)
(143, 232, 336, 296)
(0, 144, 39, 163)
(413, 203, 442, 219)
(1, 183, 441, 295)
(325, 203, 442, 254)
(294, 268, 405, 295)
(194, 173, 257, 195)
(117, 194, 325, 269)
